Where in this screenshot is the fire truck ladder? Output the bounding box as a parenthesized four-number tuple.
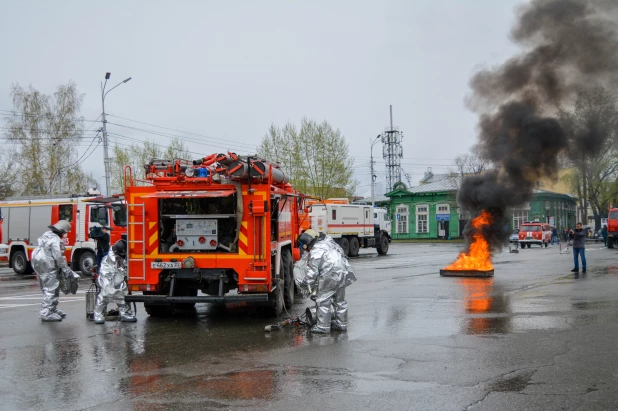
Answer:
(127, 203, 146, 281)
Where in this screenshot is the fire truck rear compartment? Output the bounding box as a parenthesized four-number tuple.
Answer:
(158, 196, 238, 253)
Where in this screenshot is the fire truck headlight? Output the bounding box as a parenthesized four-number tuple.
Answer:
(185, 167, 195, 177)
(183, 256, 195, 268)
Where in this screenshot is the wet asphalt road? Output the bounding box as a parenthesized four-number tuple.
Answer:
(0, 242, 617, 411)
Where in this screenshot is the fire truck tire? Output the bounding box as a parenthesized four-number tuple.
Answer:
(11, 250, 32, 275)
(348, 237, 360, 257)
(268, 278, 284, 317)
(377, 235, 389, 255)
(282, 250, 295, 309)
(338, 237, 350, 256)
(144, 303, 172, 317)
(79, 251, 95, 276)
(175, 287, 197, 309)
(608, 239, 614, 249)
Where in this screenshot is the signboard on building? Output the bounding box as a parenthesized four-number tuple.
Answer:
(549, 216, 555, 226)
(436, 214, 450, 221)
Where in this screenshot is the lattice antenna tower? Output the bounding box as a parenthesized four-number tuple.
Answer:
(382, 105, 404, 191)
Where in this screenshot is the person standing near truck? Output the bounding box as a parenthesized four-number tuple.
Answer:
(95, 226, 111, 267)
(31, 220, 80, 322)
(570, 223, 587, 273)
(602, 225, 608, 248)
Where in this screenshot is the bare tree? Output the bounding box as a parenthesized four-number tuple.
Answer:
(258, 118, 356, 199)
(2, 82, 94, 195)
(559, 87, 618, 228)
(454, 144, 491, 178)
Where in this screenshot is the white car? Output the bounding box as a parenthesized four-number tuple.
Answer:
(509, 229, 519, 243)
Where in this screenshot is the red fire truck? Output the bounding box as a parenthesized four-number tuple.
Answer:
(123, 153, 306, 316)
(0, 194, 127, 275)
(607, 207, 618, 248)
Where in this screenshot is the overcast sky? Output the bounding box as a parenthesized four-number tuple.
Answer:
(0, 0, 522, 196)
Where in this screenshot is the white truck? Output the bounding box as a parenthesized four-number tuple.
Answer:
(308, 203, 391, 256)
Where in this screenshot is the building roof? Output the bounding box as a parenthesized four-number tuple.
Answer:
(353, 194, 391, 204)
(409, 175, 460, 193)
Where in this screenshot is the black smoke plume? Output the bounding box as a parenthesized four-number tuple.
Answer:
(459, 0, 618, 252)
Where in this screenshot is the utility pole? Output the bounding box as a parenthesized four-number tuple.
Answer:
(101, 72, 132, 196)
(370, 135, 381, 207)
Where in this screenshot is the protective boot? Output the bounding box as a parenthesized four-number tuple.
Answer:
(41, 312, 63, 322)
(119, 303, 137, 322)
(331, 288, 348, 331)
(311, 299, 332, 333)
(54, 308, 67, 318)
(93, 296, 106, 324)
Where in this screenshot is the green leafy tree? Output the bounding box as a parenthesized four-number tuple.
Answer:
(110, 137, 190, 193)
(559, 87, 618, 228)
(258, 118, 356, 199)
(2, 82, 95, 195)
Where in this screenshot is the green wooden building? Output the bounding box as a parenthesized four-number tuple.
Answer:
(382, 174, 578, 240)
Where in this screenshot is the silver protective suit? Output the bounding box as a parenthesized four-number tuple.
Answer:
(93, 249, 136, 323)
(31, 231, 80, 320)
(295, 235, 357, 333)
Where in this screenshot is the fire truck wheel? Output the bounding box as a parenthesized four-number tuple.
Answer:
(377, 235, 389, 255)
(348, 237, 360, 257)
(268, 277, 284, 317)
(282, 250, 294, 309)
(175, 287, 197, 309)
(338, 237, 350, 256)
(79, 251, 95, 276)
(144, 303, 172, 317)
(11, 250, 32, 275)
(609, 239, 614, 249)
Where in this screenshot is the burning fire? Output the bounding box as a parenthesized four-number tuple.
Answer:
(444, 210, 493, 271)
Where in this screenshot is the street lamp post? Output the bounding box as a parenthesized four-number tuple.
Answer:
(370, 135, 381, 207)
(101, 72, 131, 196)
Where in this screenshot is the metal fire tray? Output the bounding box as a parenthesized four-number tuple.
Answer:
(440, 269, 494, 277)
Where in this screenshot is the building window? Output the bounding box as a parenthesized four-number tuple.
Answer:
(437, 204, 450, 213)
(513, 210, 528, 229)
(396, 205, 409, 234)
(416, 204, 428, 233)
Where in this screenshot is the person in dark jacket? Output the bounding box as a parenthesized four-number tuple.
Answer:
(95, 227, 111, 267)
(551, 227, 558, 244)
(570, 223, 587, 273)
(602, 225, 608, 248)
(562, 227, 569, 243)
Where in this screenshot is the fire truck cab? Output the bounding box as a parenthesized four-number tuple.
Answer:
(123, 153, 304, 317)
(518, 222, 552, 248)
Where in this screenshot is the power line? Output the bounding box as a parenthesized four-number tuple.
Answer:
(106, 113, 258, 150)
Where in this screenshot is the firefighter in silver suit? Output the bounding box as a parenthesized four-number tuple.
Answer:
(296, 229, 357, 333)
(31, 220, 80, 322)
(93, 239, 136, 324)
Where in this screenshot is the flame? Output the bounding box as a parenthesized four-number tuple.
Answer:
(444, 210, 493, 271)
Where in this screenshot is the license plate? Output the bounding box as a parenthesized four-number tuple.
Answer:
(151, 262, 182, 269)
